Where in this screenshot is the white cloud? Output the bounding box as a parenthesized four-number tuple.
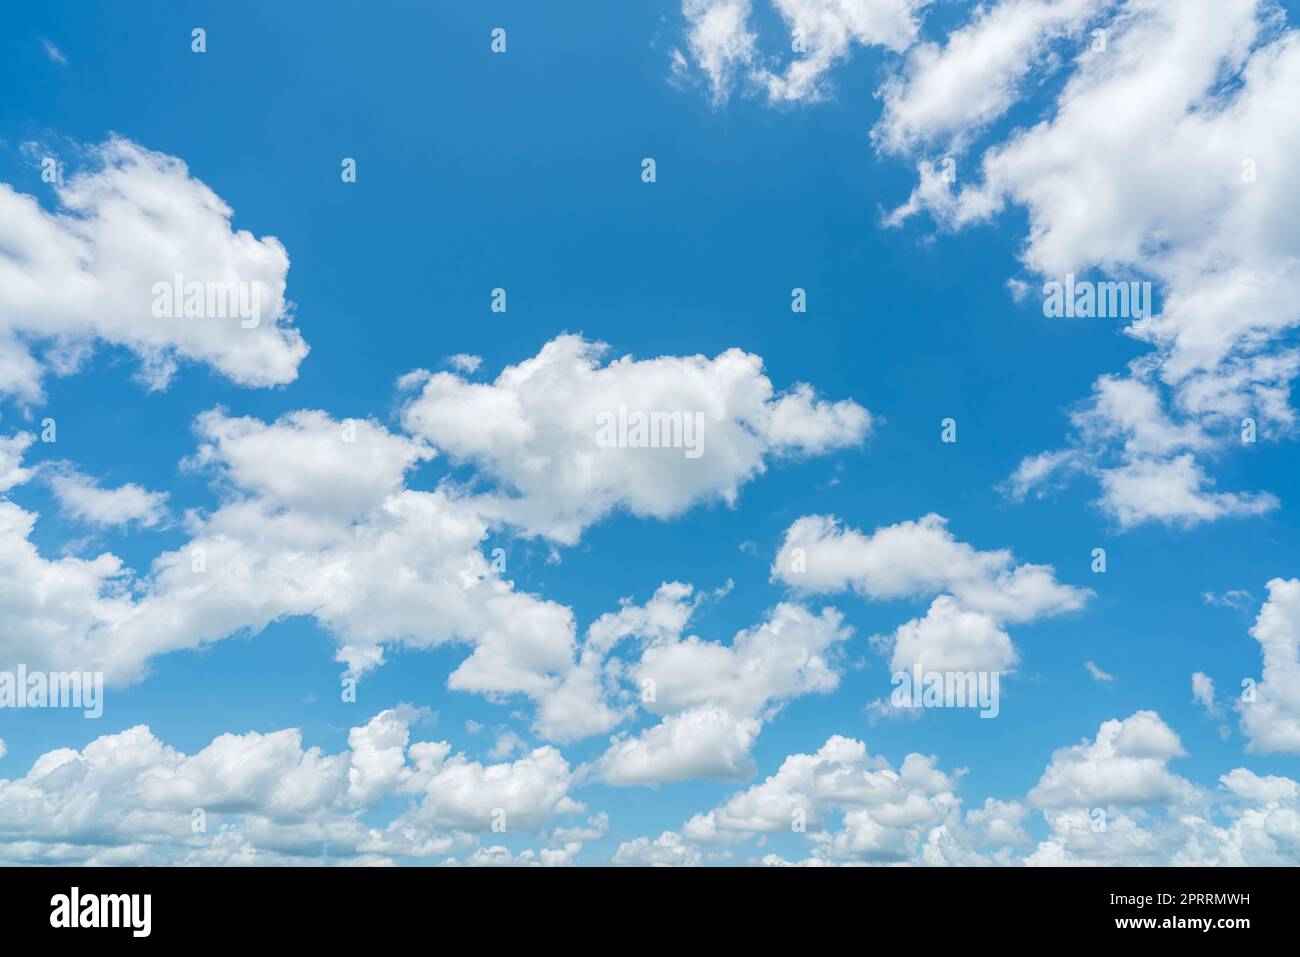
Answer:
(1071, 375, 1213, 459)
(1004, 449, 1082, 501)
(453, 842, 583, 867)
(591, 595, 852, 786)
(447, 354, 482, 374)
(885, 0, 1300, 526)
(874, 0, 1109, 153)
(677, 0, 759, 104)
(1238, 578, 1300, 754)
(0, 138, 308, 402)
(41, 39, 67, 66)
(529, 582, 713, 745)
(0, 328, 868, 747)
(1185, 769, 1300, 866)
(679, 733, 963, 863)
(400, 334, 871, 543)
(882, 596, 1017, 673)
(762, 0, 927, 102)
(1097, 454, 1276, 529)
(596, 707, 762, 786)
(773, 513, 1085, 618)
(773, 513, 1088, 673)
(44, 464, 169, 528)
(17, 701, 1281, 866)
(615, 710, 1300, 865)
(0, 492, 139, 681)
(585, 580, 700, 655)
(185, 408, 429, 520)
(964, 798, 1031, 847)
(1084, 660, 1114, 682)
(1219, 767, 1297, 805)
(1191, 671, 1220, 717)
(631, 600, 849, 718)
(1203, 588, 1251, 609)
(613, 830, 703, 866)
(488, 731, 527, 760)
(1026, 711, 1192, 809)
(0, 413, 598, 747)
(399, 744, 578, 833)
(0, 433, 34, 493)
(1024, 758, 1300, 866)
(544, 811, 609, 845)
(1006, 375, 1278, 528)
(135, 411, 585, 718)
(0, 708, 583, 865)
(0, 356, 863, 751)
(676, 0, 926, 105)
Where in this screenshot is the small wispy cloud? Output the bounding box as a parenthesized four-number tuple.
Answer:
(1203, 589, 1251, 609)
(1083, 660, 1115, 682)
(41, 38, 67, 66)
(448, 353, 482, 374)
(1191, 671, 1222, 717)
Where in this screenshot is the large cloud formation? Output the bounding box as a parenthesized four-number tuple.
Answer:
(676, 1, 1300, 528)
(880, 0, 1300, 527)
(615, 710, 1300, 866)
(0, 327, 870, 750)
(0, 707, 586, 866)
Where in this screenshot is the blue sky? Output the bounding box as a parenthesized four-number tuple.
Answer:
(1, 0, 1298, 866)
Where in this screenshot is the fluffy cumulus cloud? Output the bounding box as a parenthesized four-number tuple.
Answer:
(9, 91, 1295, 869)
(0, 324, 869, 754)
(1237, 578, 1300, 754)
(679, 734, 963, 863)
(882, 0, 1300, 527)
(26, 704, 1267, 868)
(0, 490, 140, 682)
(1189, 579, 1300, 754)
(772, 513, 1088, 676)
(400, 334, 870, 543)
(1026, 711, 1193, 809)
(450, 843, 585, 868)
(0, 137, 308, 402)
(613, 829, 704, 866)
(0, 411, 591, 742)
(1004, 376, 1278, 528)
(675, 0, 926, 105)
(0, 708, 585, 866)
(613, 711, 1300, 866)
(1021, 712, 1300, 866)
(589, 586, 853, 786)
(595, 707, 763, 786)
